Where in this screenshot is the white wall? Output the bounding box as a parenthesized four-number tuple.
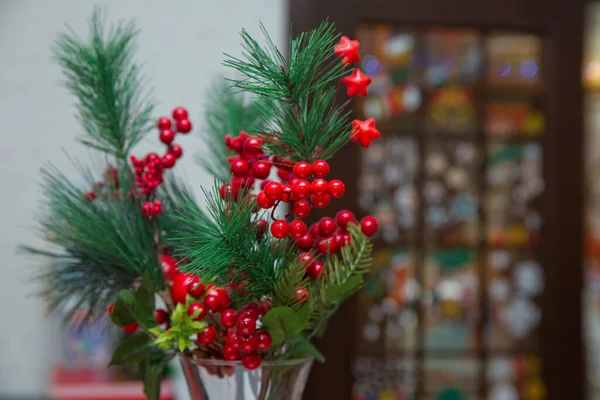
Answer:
(0, 0, 286, 396)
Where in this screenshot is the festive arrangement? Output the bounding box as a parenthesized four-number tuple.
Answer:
(25, 10, 380, 400)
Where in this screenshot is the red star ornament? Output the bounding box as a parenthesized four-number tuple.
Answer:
(343, 69, 371, 97)
(351, 118, 381, 148)
(334, 36, 361, 65)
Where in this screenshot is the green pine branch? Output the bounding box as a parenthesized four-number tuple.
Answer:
(196, 80, 264, 182)
(54, 7, 154, 159)
(223, 21, 352, 162)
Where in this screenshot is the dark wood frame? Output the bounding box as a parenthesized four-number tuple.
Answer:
(290, 1, 585, 399)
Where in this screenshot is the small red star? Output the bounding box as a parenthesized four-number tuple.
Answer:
(334, 36, 361, 65)
(342, 69, 371, 97)
(351, 118, 381, 148)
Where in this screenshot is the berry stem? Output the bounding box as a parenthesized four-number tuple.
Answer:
(270, 200, 282, 221)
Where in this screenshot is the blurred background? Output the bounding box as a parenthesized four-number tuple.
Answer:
(0, 0, 596, 399)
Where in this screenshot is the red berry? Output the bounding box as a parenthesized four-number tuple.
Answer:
(157, 117, 171, 130)
(277, 168, 291, 182)
(198, 325, 217, 345)
(161, 255, 179, 281)
(319, 217, 337, 237)
(155, 309, 169, 325)
(86, 191, 97, 200)
(334, 232, 348, 248)
(176, 119, 192, 133)
(360, 216, 379, 237)
(296, 233, 315, 251)
(187, 302, 207, 321)
(295, 287, 308, 303)
(290, 220, 308, 239)
(281, 184, 294, 203)
(226, 331, 241, 349)
(260, 179, 272, 190)
(309, 223, 320, 238)
(223, 346, 241, 361)
(307, 261, 325, 279)
(220, 183, 232, 200)
(312, 160, 330, 178)
(204, 287, 230, 311)
(240, 335, 258, 353)
(221, 309, 238, 328)
(146, 152, 161, 163)
(311, 194, 331, 208)
(256, 219, 268, 240)
(292, 180, 312, 199)
(237, 317, 257, 336)
(292, 199, 311, 218)
(255, 331, 272, 351)
(258, 299, 273, 316)
(162, 152, 176, 168)
(336, 210, 357, 229)
(264, 182, 283, 201)
(187, 279, 205, 297)
(231, 158, 250, 178)
(270, 220, 290, 239)
(171, 274, 197, 304)
(108, 303, 115, 314)
(328, 180, 345, 198)
(204, 294, 221, 311)
(159, 129, 175, 145)
(170, 144, 183, 159)
(298, 252, 315, 269)
(244, 137, 263, 155)
(238, 304, 259, 320)
(153, 201, 162, 214)
(123, 322, 138, 333)
(242, 352, 262, 370)
(318, 237, 340, 255)
(293, 162, 312, 179)
(311, 179, 329, 196)
(252, 161, 271, 179)
(257, 192, 275, 209)
(172, 107, 188, 120)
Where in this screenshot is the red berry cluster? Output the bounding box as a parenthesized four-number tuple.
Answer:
(84, 166, 121, 201)
(220, 131, 263, 200)
(142, 200, 162, 217)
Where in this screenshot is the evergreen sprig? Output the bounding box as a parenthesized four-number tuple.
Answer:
(196, 81, 263, 182)
(54, 8, 154, 159)
(224, 21, 352, 162)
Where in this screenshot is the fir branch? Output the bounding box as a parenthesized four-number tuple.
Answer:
(54, 7, 154, 159)
(224, 21, 351, 162)
(196, 81, 263, 182)
(273, 261, 309, 309)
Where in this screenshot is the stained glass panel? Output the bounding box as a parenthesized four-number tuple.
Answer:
(487, 355, 546, 400)
(486, 33, 541, 86)
(351, 356, 417, 400)
(424, 357, 478, 397)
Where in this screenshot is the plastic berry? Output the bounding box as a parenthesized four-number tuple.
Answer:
(294, 287, 308, 303)
(187, 302, 207, 321)
(223, 346, 241, 361)
(281, 184, 294, 203)
(343, 68, 371, 97)
(290, 220, 308, 239)
(108, 303, 115, 314)
(309, 223, 320, 238)
(123, 322, 139, 334)
(176, 119, 192, 133)
(256, 219, 268, 240)
(161, 255, 179, 281)
(256, 192, 274, 209)
(159, 129, 175, 145)
(351, 118, 381, 148)
(238, 304, 260, 320)
(226, 331, 241, 349)
(188, 280, 205, 297)
(242, 353, 262, 370)
(157, 117, 171, 130)
(162, 153, 176, 168)
(255, 331, 272, 351)
(307, 261, 325, 279)
(311, 194, 331, 209)
(293, 162, 312, 179)
(258, 299, 273, 316)
(328, 180, 345, 198)
(85, 191, 97, 200)
(244, 137, 263, 155)
(270, 220, 290, 239)
(155, 309, 169, 325)
(171, 273, 198, 304)
(204, 287, 230, 311)
(220, 183, 233, 200)
(296, 233, 315, 252)
(298, 252, 315, 269)
(311, 179, 329, 196)
(292, 180, 312, 199)
(334, 36, 361, 65)
(252, 161, 271, 179)
(292, 199, 311, 218)
(172, 107, 188, 120)
(336, 210, 356, 229)
(231, 158, 249, 178)
(237, 317, 257, 336)
(240, 335, 258, 353)
(264, 182, 283, 201)
(170, 144, 183, 159)
(221, 309, 237, 328)
(198, 325, 217, 345)
(318, 237, 339, 255)
(360, 216, 378, 237)
(311, 160, 329, 178)
(318, 217, 337, 237)
(334, 232, 348, 248)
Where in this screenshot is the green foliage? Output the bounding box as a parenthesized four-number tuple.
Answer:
(272, 261, 309, 308)
(169, 183, 294, 299)
(53, 7, 154, 159)
(108, 331, 152, 366)
(150, 299, 206, 352)
(196, 81, 264, 182)
(224, 21, 352, 162)
(142, 351, 173, 400)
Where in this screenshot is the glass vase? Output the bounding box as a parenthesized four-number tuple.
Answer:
(179, 356, 313, 400)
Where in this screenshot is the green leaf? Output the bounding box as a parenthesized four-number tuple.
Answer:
(339, 275, 363, 298)
(262, 306, 301, 336)
(110, 295, 135, 327)
(149, 327, 164, 336)
(296, 305, 311, 328)
(325, 284, 344, 303)
(177, 337, 187, 352)
(134, 271, 158, 329)
(109, 332, 152, 366)
(119, 290, 135, 304)
(287, 335, 325, 363)
(142, 353, 171, 400)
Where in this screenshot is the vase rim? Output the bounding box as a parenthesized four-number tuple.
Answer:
(180, 354, 313, 367)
